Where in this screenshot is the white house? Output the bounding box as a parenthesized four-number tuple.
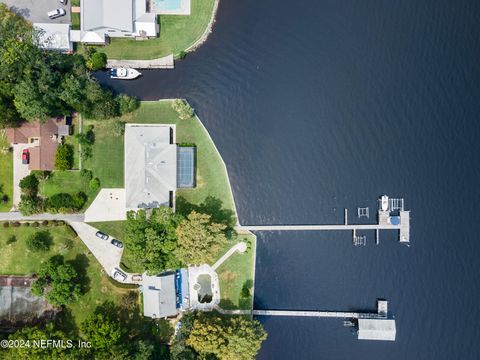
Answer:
(71, 0, 158, 44)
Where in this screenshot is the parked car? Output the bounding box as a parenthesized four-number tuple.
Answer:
(112, 268, 127, 282)
(47, 8, 66, 19)
(95, 231, 109, 240)
(60, 0, 68, 5)
(22, 149, 29, 165)
(111, 239, 123, 248)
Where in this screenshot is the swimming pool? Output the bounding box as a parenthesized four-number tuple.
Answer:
(153, 0, 182, 11)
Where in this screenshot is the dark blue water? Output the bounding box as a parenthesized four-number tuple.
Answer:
(97, 0, 480, 358)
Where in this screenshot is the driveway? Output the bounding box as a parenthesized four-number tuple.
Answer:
(69, 222, 124, 276)
(2, 0, 71, 24)
(84, 189, 127, 222)
(12, 144, 34, 209)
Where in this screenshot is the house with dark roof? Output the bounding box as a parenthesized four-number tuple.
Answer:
(5, 118, 70, 171)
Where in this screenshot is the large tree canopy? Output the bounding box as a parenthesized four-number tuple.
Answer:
(175, 211, 227, 265)
(0, 4, 137, 126)
(185, 312, 267, 360)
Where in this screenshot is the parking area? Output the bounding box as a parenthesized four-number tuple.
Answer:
(84, 189, 127, 222)
(3, 0, 71, 24)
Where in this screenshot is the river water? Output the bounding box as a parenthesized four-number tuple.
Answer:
(96, 0, 480, 358)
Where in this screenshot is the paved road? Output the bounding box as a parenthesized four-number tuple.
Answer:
(0, 212, 85, 222)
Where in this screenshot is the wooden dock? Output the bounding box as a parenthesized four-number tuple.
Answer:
(237, 210, 410, 243)
(252, 310, 360, 318)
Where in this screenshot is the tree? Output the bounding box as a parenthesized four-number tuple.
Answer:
(133, 340, 155, 360)
(81, 312, 123, 352)
(55, 144, 73, 170)
(172, 99, 194, 120)
(45, 192, 86, 213)
(86, 52, 107, 71)
(26, 230, 52, 252)
(7, 323, 73, 359)
(89, 177, 101, 191)
(175, 211, 227, 265)
(18, 194, 42, 215)
(125, 208, 183, 274)
(19, 173, 39, 196)
(32, 256, 81, 306)
(117, 94, 139, 115)
(186, 313, 267, 360)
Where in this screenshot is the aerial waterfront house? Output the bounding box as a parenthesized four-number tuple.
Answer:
(142, 269, 190, 318)
(71, 0, 158, 44)
(125, 124, 178, 211)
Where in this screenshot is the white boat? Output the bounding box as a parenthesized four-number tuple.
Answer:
(110, 67, 142, 80)
(380, 195, 389, 211)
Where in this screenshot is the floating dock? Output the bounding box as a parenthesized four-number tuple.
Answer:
(237, 195, 410, 245)
(253, 300, 396, 341)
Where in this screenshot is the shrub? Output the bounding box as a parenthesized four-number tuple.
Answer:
(86, 52, 107, 71)
(116, 94, 139, 115)
(2, 222, 9, 228)
(51, 220, 58, 226)
(112, 120, 126, 136)
(19, 174, 39, 196)
(81, 169, 93, 180)
(18, 195, 43, 215)
(26, 231, 52, 252)
(23, 222, 30, 227)
(6, 235, 16, 245)
(1, 194, 8, 203)
(42, 220, 49, 226)
(89, 177, 101, 192)
(55, 144, 74, 170)
(12, 221, 20, 227)
(45, 192, 86, 213)
(172, 99, 194, 120)
(178, 50, 187, 59)
(32, 222, 40, 227)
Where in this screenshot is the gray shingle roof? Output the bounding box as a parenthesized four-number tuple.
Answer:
(81, 0, 133, 32)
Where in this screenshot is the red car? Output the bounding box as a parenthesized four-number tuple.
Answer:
(22, 149, 29, 165)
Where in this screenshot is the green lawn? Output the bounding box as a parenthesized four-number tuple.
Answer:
(99, 0, 215, 59)
(86, 101, 255, 310)
(215, 233, 256, 310)
(0, 224, 131, 326)
(63, 115, 80, 169)
(0, 134, 13, 211)
(71, 13, 80, 30)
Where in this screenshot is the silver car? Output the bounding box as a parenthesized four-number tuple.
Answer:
(47, 8, 66, 19)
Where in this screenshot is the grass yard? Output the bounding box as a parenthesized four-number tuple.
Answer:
(86, 101, 255, 310)
(84, 100, 236, 213)
(99, 0, 215, 59)
(63, 115, 80, 169)
(71, 13, 80, 30)
(0, 224, 131, 326)
(215, 233, 256, 310)
(0, 134, 13, 211)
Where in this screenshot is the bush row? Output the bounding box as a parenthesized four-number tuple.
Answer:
(2, 220, 65, 228)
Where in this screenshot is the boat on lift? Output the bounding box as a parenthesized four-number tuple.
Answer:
(110, 67, 142, 80)
(380, 195, 389, 211)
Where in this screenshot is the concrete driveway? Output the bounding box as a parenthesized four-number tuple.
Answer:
(69, 222, 124, 276)
(84, 189, 127, 222)
(3, 0, 71, 24)
(12, 144, 34, 209)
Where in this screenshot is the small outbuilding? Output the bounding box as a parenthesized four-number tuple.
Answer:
(142, 273, 177, 319)
(357, 319, 396, 341)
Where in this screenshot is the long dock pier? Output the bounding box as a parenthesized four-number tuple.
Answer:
(237, 196, 410, 244)
(252, 310, 360, 318)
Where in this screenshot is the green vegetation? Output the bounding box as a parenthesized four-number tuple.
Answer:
(31, 255, 82, 306)
(0, 4, 138, 126)
(0, 134, 13, 211)
(63, 115, 81, 169)
(71, 12, 80, 30)
(217, 233, 256, 310)
(55, 143, 74, 170)
(99, 0, 216, 60)
(171, 311, 267, 360)
(0, 224, 131, 325)
(172, 99, 194, 120)
(175, 211, 227, 265)
(86, 52, 107, 71)
(25, 230, 52, 252)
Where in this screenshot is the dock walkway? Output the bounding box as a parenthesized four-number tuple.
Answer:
(107, 54, 174, 69)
